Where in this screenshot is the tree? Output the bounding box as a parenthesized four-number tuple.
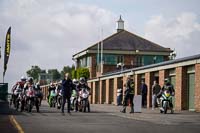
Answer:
(26, 66, 42, 80)
(72, 69, 77, 79)
(48, 69, 61, 81)
(77, 68, 90, 80)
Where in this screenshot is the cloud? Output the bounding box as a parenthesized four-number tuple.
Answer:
(0, 0, 116, 88)
(144, 12, 200, 58)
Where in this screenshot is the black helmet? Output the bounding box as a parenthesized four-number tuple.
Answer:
(28, 77, 33, 83)
(164, 78, 170, 83)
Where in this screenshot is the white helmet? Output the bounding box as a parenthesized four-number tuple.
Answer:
(21, 76, 26, 81)
(73, 79, 78, 85)
(79, 77, 85, 84)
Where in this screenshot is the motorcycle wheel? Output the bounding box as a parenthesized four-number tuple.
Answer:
(28, 100, 32, 112)
(36, 100, 39, 112)
(49, 98, 53, 107)
(171, 109, 174, 114)
(83, 100, 87, 112)
(15, 99, 20, 111)
(164, 102, 167, 114)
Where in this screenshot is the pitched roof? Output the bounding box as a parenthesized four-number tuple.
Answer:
(90, 30, 171, 52)
(73, 30, 171, 57)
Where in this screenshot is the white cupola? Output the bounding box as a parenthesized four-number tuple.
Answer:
(116, 15, 124, 32)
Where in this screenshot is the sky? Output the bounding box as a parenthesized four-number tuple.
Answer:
(0, 0, 200, 89)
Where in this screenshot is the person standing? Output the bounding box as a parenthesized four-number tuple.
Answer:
(121, 76, 134, 113)
(141, 80, 147, 108)
(61, 73, 73, 114)
(152, 80, 161, 110)
(117, 88, 122, 106)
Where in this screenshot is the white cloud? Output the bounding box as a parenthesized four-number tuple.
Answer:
(0, 0, 116, 88)
(144, 12, 200, 58)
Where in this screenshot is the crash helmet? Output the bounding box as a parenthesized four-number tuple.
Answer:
(164, 78, 170, 84)
(79, 77, 85, 84)
(50, 82, 54, 86)
(21, 76, 26, 82)
(73, 79, 78, 85)
(27, 77, 33, 83)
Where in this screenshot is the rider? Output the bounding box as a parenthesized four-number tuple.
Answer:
(11, 76, 26, 95)
(10, 76, 26, 108)
(71, 79, 79, 111)
(159, 78, 175, 111)
(77, 77, 90, 112)
(48, 82, 56, 103)
(23, 77, 34, 92)
(55, 80, 62, 108)
(35, 82, 43, 106)
(22, 77, 35, 111)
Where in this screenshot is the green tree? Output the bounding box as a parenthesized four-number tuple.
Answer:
(77, 68, 90, 80)
(26, 66, 42, 80)
(48, 69, 61, 81)
(72, 69, 77, 79)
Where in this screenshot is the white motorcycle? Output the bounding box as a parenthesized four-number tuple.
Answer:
(78, 88, 90, 112)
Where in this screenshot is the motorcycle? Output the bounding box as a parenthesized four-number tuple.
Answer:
(49, 90, 57, 108)
(160, 90, 174, 114)
(13, 88, 23, 111)
(34, 89, 43, 106)
(10, 84, 21, 108)
(56, 90, 62, 109)
(15, 91, 23, 111)
(26, 87, 39, 112)
(79, 88, 90, 112)
(70, 90, 78, 111)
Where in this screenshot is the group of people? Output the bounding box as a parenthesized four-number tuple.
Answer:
(117, 76, 175, 113)
(10, 76, 43, 112)
(47, 73, 91, 114)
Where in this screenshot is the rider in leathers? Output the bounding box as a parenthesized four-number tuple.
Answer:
(158, 78, 175, 111)
(77, 77, 90, 112)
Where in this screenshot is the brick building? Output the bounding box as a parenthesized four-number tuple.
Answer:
(72, 16, 172, 79)
(87, 54, 200, 112)
(40, 17, 200, 112)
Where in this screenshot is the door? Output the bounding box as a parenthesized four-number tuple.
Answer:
(188, 74, 195, 110)
(170, 76, 176, 108)
(109, 79, 114, 104)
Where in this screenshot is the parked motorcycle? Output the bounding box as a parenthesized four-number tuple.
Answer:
(160, 90, 174, 114)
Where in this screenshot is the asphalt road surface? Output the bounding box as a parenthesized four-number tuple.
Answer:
(2, 101, 200, 133)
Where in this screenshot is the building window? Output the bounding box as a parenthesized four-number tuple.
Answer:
(79, 56, 91, 68)
(117, 55, 124, 64)
(96, 54, 124, 65)
(86, 56, 91, 67)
